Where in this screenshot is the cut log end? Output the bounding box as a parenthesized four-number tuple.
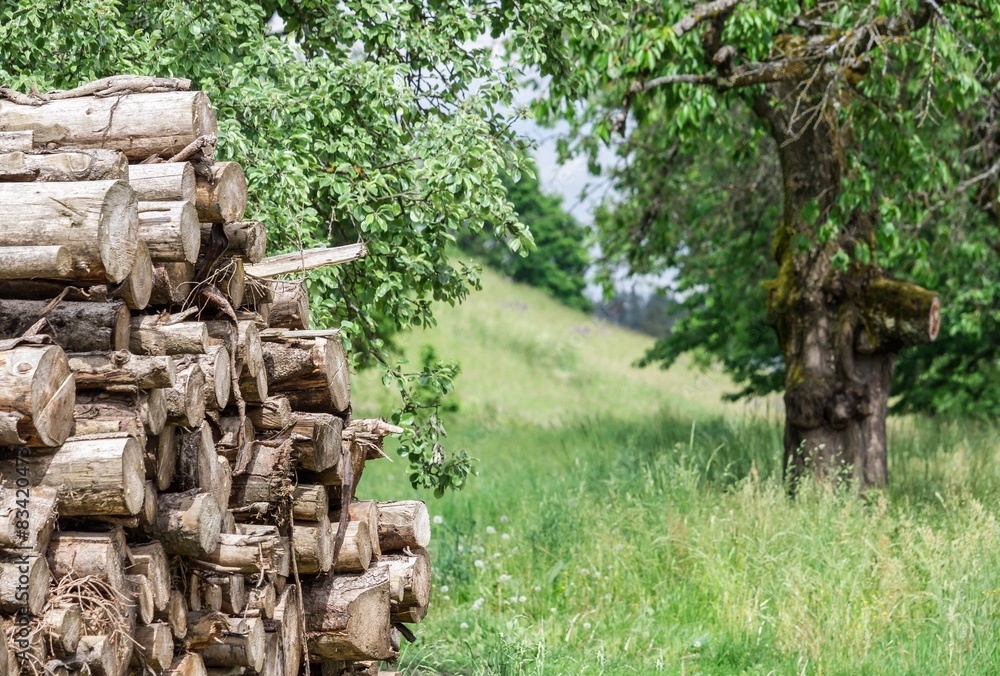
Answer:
(99, 179, 139, 283)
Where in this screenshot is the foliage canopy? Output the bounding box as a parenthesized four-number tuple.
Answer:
(526, 0, 1000, 418)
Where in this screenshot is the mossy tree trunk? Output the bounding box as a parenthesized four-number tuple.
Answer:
(754, 81, 940, 490)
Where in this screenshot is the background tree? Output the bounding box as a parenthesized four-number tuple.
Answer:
(460, 157, 593, 312)
(0, 0, 606, 494)
(528, 0, 1000, 487)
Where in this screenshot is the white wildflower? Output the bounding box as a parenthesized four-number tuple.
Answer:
(433, 515, 444, 525)
(460, 622, 469, 630)
(498, 574, 512, 583)
(580, 569, 590, 577)
(518, 595, 527, 603)
(471, 598, 484, 611)
(486, 526, 496, 535)
(534, 586, 542, 592)
(501, 533, 511, 541)
(440, 585, 450, 593)
(474, 559, 485, 569)
(583, 622, 592, 630)
(500, 515, 509, 523)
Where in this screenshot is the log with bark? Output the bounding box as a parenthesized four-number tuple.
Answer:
(1, 149, 128, 182)
(289, 412, 342, 472)
(0, 555, 50, 615)
(329, 520, 373, 573)
(0, 434, 146, 516)
(292, 514, 334, 575)
(0, 130, 31, 152)
(376, 501, 431, 552)
(336, 500, 382, 562)
(131, 315, 210, 356)
(139, 200, 201, 264)
(0, 246, 72, 279)
(151, 491, 222, 557)
(195, 162, 247, 223)
(47, 529, 128, 591)
(245, 396, 291, 430)
(129, 162, 196, 203)
(302, 567, 395, 661)
(151, 261, 196, 306)
(197, 345, 232, 411)
(0, 90, 218, 161)
(68, 351, 175, 390)
(195, 528, 281, 575)
(115, 239, 154, 310)
(131, 623, 174, 670)
(0, 180, 138, 283)
(0, 299, 130, 352)
(40, 604, 82, 658)
(165, 362, 207, 427)
(375, 549, 431, 623)
(261, 331, 350, 415)
(266, 280, 310, 330)
(246, 243, 366, 278)
(201, 221, 267, 264)
(0, 344, 75, 447)
(128, 542, 171, 612)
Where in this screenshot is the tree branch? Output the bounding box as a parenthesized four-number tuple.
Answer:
(672, 0, 745, 39)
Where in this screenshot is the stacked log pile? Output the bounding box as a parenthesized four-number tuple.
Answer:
(0, 76, 431, 676)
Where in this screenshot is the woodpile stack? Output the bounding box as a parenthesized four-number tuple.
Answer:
(0, 76, 430, 676)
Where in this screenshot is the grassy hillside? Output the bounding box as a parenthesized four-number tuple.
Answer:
(353, 266, 1000, 675)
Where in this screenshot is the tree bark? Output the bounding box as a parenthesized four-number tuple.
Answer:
(197, 345, 232, 411)
(336, 500, 382, 562)
(196, 529, 281, 575)
(246, 243, 366, 278)
(0, 246, 72, 279)
(290, 412, 342, 472)
(245, 396, 292, 430)
(0, 180, 137, 283)
(131, 315, 210, 355)
(267, 280, 310, 330)
(329, 520, 373, 573)
(0, 299, 130, 352)
(0, 91, 218, 160)
(129, 162, 196, 202)
(128, 542, 170, 612)
(139, 201, 201, 264)
(0, 130, 31, 152)
(375, 549, 431, 623)
(292, 484, 329, 521)
(0, 344, 75, 447)
(292, 514, 334, 574)
(164, 653, 207, 676)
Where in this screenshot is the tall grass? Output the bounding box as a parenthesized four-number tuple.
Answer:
(360, 413, 1000, 674)
(352, 265, 1000, 674)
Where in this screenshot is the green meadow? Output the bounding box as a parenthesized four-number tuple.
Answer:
(353, 267, 1000, 675)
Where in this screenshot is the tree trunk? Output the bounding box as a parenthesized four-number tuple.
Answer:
(245, 396, 292, 430)
(128, 542, 171, 612)
(375, 549, 431, 623)
(165, 363, 207, 427)
(0, 180, 137, 283)
(154, 590, 189, 641)
(292, 514, 334, 574)
(164, 653, 207, 676)
(129, 162, 196, 202)
(131, 315, 210, 355)
(0, 246, 72, 279)
(195, 162, 248, 223)
(0, 131, 31, 152)
(290, 412, 342, 472)
(754, 81, 940, 491)
(197, 345, 232, 411)
(40, 604, 82, 657)
(0, 91, 218, 161)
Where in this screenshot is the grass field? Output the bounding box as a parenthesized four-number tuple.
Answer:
(353, 266, 1000, 675)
